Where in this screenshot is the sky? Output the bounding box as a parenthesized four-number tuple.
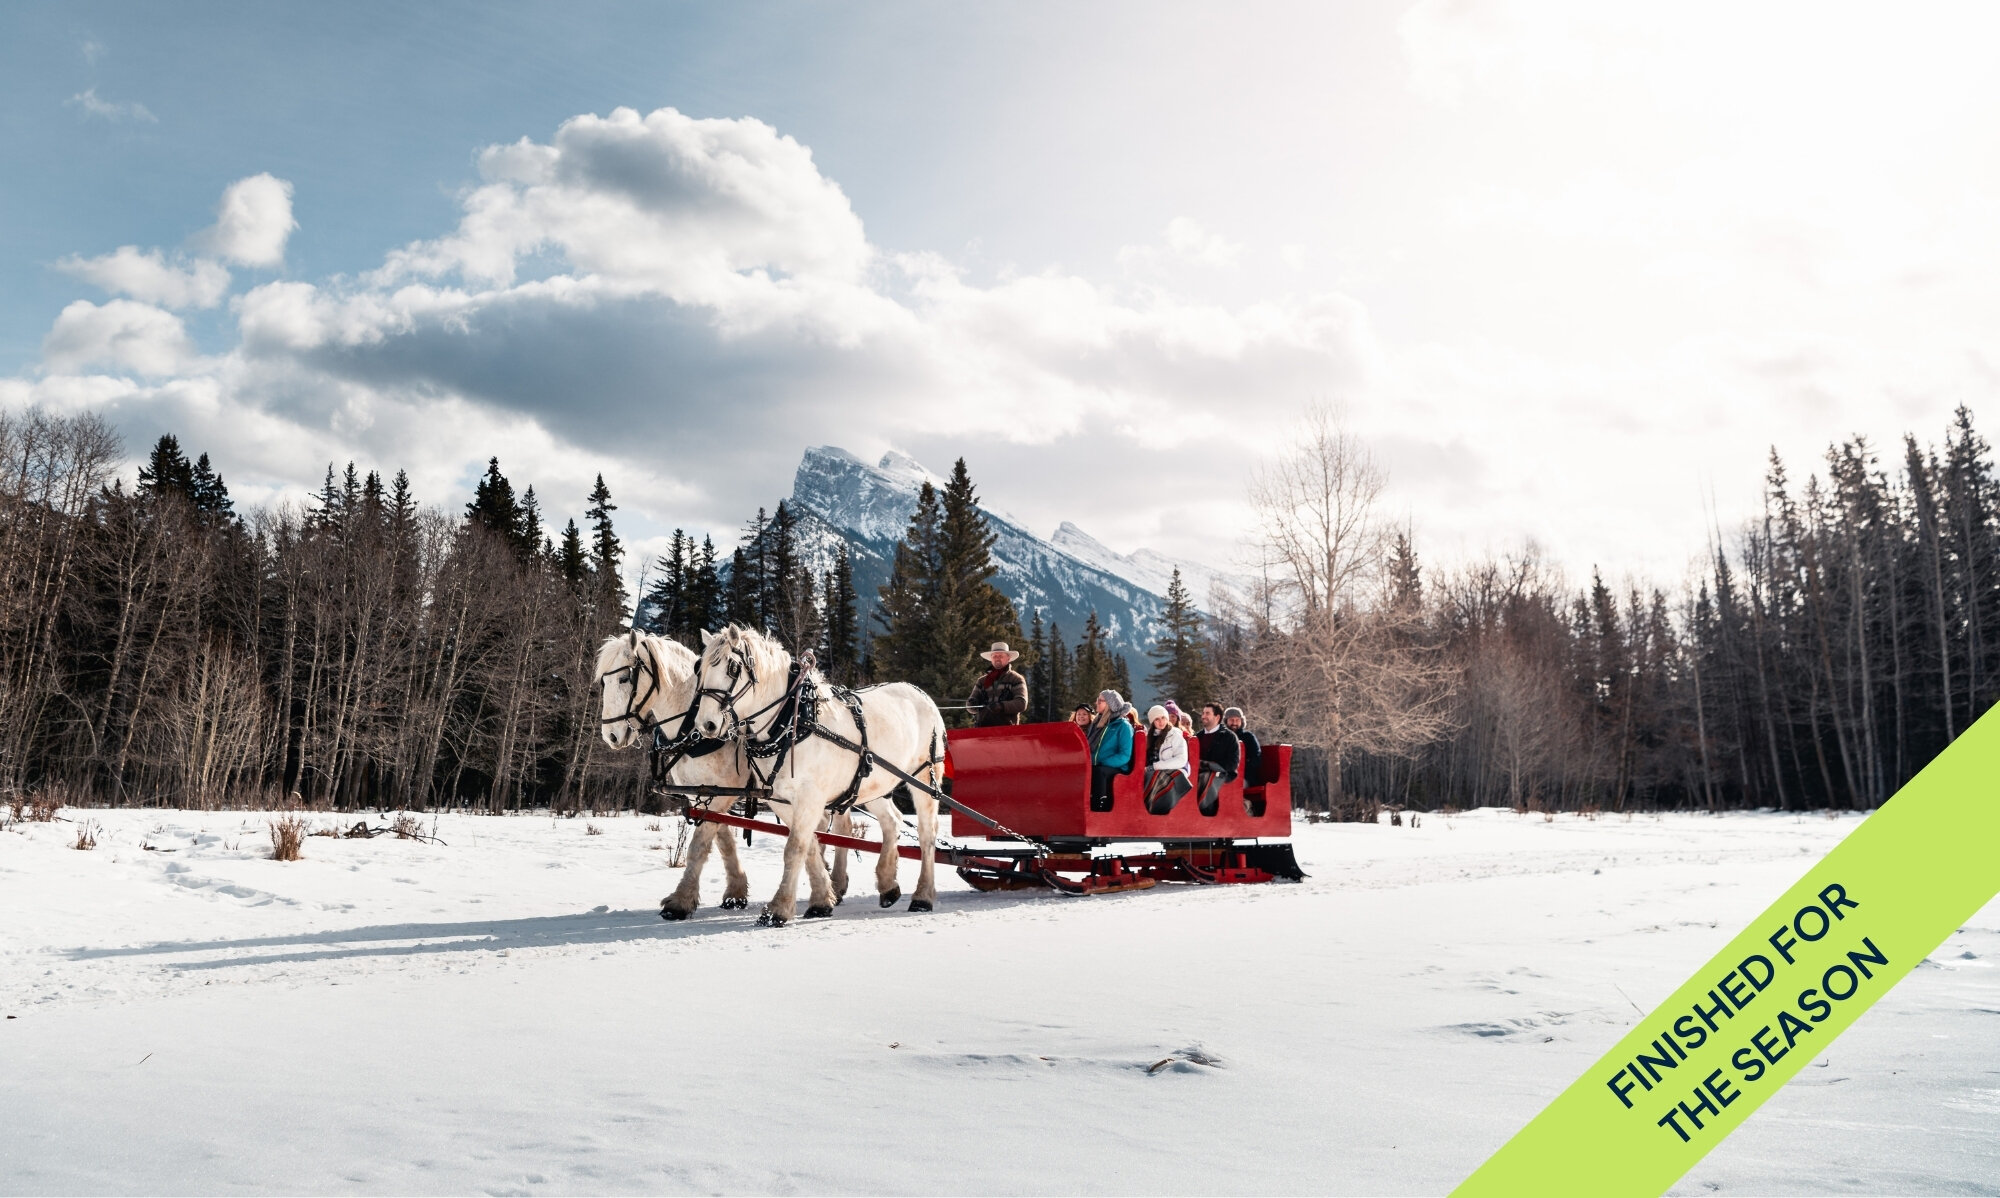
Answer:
(6, 0, 2000, 593)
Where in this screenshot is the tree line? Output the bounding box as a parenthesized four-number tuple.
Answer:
(0, 410, 640, 811)
(9, 399, 1990, 816)
(1216, 403, 2000, 819)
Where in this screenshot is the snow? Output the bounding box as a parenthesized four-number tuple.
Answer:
(1050, 521, 1252, 613)
(2, 807, 1994, 1194)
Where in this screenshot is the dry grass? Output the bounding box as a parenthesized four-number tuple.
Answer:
(646, 821, 662, 832)
(269, 813, 309, 861)
(391, 813, 425, 840)
(28, 794, 61, 822)
(309, 823, 340, 837)
(585, 822, 603, 836)
(72, 821, 98, 851)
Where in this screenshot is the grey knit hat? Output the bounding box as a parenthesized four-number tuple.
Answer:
(1224, 706, 1245, 721)
(1097, 689, 1127, 715)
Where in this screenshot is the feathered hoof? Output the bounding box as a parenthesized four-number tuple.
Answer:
(878, 886, 902, 908)
(804, 904, 835, 919)
(756, 911, 788, 928)
(720, 896, 748, 910)
(660, 904, 691, 922)
(908, 898, 934, 913)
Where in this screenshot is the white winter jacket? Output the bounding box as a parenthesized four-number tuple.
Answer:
(1145, 725, 1190, 775)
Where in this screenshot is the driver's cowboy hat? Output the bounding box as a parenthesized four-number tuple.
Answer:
(978, 642, 1021, 664)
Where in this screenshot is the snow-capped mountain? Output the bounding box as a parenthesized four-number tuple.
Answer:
(1047, 522, 1253, 613)
(786, 446, 1239, 677)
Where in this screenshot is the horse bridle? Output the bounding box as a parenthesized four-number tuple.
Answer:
(697, 637, 811, 743)
(600, 632, 664, 734)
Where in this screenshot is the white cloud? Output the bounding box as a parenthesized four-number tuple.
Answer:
(7, 107, 1370, 563)
(58, 247, 231, 310)
(1118, 217, 1243, 272)
(66, 87, 156, 124)
(41, 300, 195, 377)
(199, 174, 296, 268)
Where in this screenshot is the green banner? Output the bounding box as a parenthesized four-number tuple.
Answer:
(1453, 707, 2000, 1196)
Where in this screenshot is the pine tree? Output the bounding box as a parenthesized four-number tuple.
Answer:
(687, 536, 722, 634)
(1147, 567, 1217, 705)
(1025, 609, 1049, 721)
(725, 547, 759, 626)
(585, 474, 624, 620)
(643, 530, 691, 641)
(466, 457, 524, 551)
(1071, 612, 1111, 708)
(1044, 620, 1071, 720)
(137, 434, 196, 503)
(873, 482, 944, 693)
(820, 545, 859, 684)
(932, 458, 1022, 710)
(520, 486, 545, 561)
(190, 452, 233, 520)
(557, 520, 588, 590)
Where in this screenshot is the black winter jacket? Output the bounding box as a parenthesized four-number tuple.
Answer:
(1195, 727, 1240, 779)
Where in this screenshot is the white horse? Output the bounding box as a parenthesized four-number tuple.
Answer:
(693, 625, 947, 925)
(596, 631, 881, 918)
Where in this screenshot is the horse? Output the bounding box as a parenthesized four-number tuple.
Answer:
(692, 624, 946, 925)
(595, 631, 885, 919)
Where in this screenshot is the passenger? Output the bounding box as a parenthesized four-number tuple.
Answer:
(1194, 703, 1241, 817)
(1087, 690, 1134, 812)
(1224, 706, 1262, 788)
(1070, 703, 1094, 729)
(966, 642, 1027, 728)
(1142, 705, 1192, 815)
(1177, 710, 1196, 738)
(1163, 700, 1185, 728)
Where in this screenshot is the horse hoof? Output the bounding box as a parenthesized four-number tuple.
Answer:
(878, 886, 902, 908)
(756, 912, 788, 928)
(834, 894, 844, 905)
(721, 897, 748, 910)
(908, 898, 934, 913)
(660, 906, 690, 922)
(804, 905, 835, 919)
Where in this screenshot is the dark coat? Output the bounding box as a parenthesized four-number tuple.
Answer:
(968, 667, 1027, 727)
(1196, 726, 1241, 779)
(1232, 726, 1263, 786)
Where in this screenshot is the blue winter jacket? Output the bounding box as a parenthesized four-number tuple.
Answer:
(1090, 717, 1133, 771)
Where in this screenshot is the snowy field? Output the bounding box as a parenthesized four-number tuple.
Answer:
(2, 805, 1995, 1196)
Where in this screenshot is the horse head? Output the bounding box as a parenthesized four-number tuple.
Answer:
(694, 624, 790, 739)
(596, 631, 699, 749)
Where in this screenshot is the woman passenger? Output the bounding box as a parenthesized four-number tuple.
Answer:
(1142, 704, 1192, 815)
(1087, 690, 1134, 812)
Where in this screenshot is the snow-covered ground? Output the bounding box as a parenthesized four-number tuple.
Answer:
(1, 806, 1994, 1195)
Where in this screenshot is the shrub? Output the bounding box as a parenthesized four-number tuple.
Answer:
(269, 813, 308, 861)
(28, 794, 61, 822)
(391, 813, 424, 840)
(585, 822, 603, 836)
(73, 822, 98, 850)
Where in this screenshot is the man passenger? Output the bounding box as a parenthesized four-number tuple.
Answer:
(1194, 703, 1240, 817)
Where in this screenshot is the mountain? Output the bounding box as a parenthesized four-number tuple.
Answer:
(785, 446, 1238, 684)
(1047, 522, 1253, 612)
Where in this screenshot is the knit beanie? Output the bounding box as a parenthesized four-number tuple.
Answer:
(1224, 706, 1245, 721)
(1146, 704, 1168, 723)
(1098, 689, 1126, 715)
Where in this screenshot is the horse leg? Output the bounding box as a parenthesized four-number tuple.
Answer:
(827, 810, 850, 905)
(798, 802, 840, 919)
(661, 810, 719, 920)
(708, 799, 750, 910)
(910, 791, 939, 912)
(760, 797, 826, 926)
(863, 797, 902, 907)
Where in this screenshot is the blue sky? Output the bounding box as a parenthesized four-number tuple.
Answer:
(7, 2, 2000, 586)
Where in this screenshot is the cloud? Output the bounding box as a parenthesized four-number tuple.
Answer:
(66, 87, 156, 124)
(41, 300, 195, 377)
(9, 106, 1371, 578)
(199, 174, 296, 268)
(58, 247, 231, 310)
(1119, 217, 1243, 272)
